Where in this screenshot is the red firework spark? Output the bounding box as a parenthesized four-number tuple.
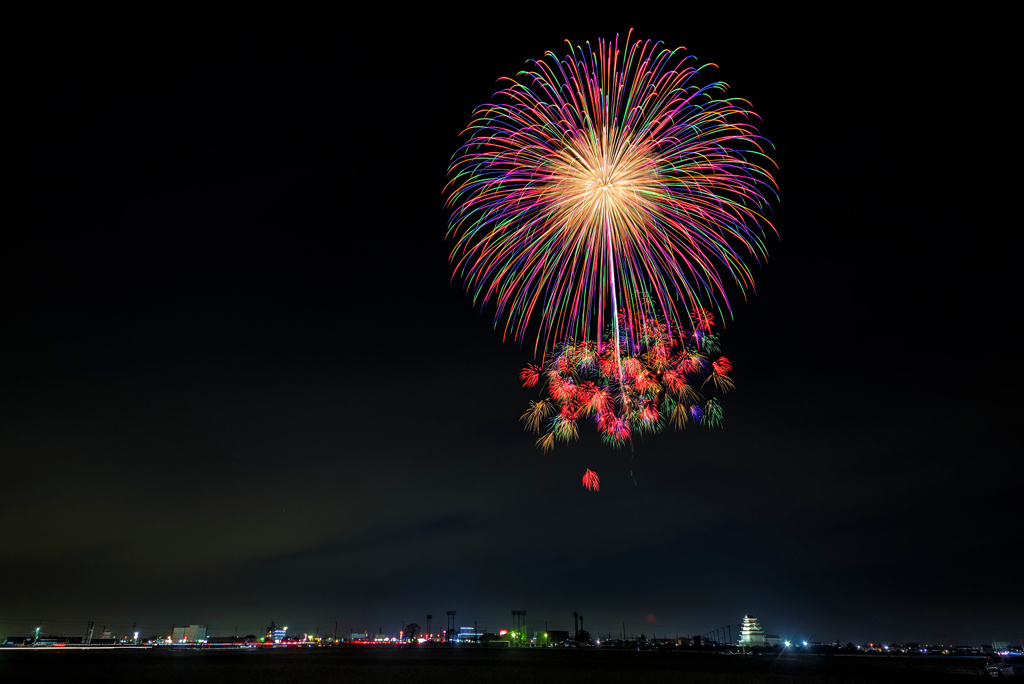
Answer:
(582, 469, 600, 492)
(520, 364, 541, 388)
(692, 308, 716, 332)
(712, 356, 734, 376)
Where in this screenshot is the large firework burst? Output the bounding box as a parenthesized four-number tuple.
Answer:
(445, 31, 778, 352)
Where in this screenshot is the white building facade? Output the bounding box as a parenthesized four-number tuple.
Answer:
(171, 625, 207, 643)
(738, 615, 768, 647)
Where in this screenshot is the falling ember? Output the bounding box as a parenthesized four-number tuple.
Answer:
(582, 469, 601, 492)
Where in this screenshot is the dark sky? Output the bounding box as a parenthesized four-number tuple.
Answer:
(4, 9, 1018, 645)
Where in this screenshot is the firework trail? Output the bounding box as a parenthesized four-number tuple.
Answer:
(445, 30, 778, 353)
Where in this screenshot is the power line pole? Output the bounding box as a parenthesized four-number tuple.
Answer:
(446, 611, 456, 645)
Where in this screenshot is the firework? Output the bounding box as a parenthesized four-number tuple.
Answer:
(521, 307, 732, 450)
(446, 31, 777, 351)
(582, 469, 601, 492)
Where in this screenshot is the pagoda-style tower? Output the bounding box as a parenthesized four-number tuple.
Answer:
(738, 614, 767, 647)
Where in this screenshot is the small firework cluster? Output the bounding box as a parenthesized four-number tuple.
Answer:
(520, 309, 734, 454)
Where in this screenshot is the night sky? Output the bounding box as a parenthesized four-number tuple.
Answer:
(4, 9, 1018, 645)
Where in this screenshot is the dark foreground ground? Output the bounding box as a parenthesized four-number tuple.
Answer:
(0, 646, 991, 683)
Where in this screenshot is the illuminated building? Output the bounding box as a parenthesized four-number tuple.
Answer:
(171, 625, 207, 643)
(265, 621, 287, 643)
(456, 626, 480, 643)
(738, 615, 768, 647)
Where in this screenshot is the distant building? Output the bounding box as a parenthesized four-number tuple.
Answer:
(536, 630, 569, 646)
(36, 636, 84, 645)
(171, 625, 207, 643)
(456, 626, 480, 643)
(766, 634, 783, 647)
(738, 615, 768, 647)
(264, 622, 287, 643)
(2, 636, 32, 646)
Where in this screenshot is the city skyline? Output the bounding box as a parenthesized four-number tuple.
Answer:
(3, 7, 1017, 648)
(7, 610, 1016, 651)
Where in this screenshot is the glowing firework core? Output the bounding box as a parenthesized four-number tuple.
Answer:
(553, 130, 656, 225)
